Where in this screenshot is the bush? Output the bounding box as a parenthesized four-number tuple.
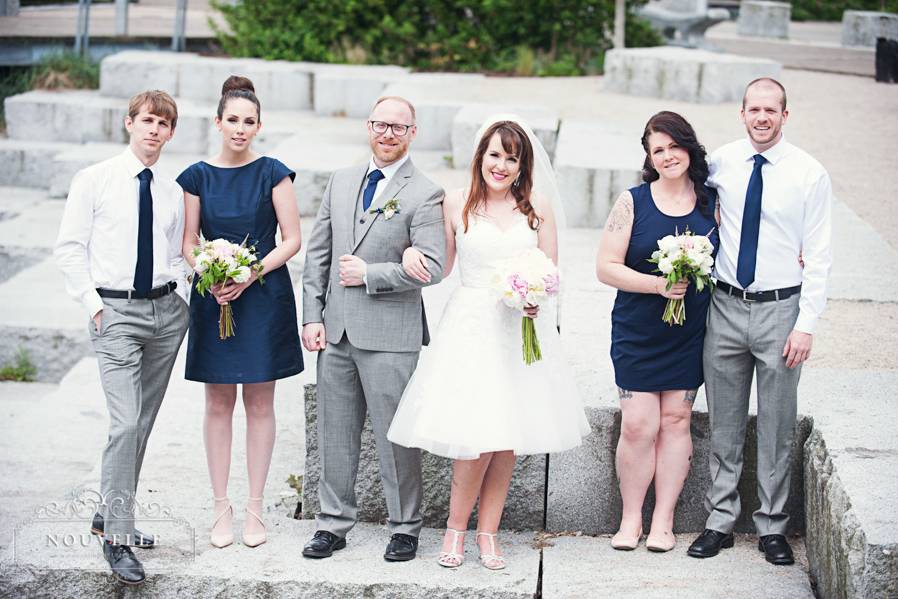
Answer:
(790, 0, 898, 21)
(0, 348, 37, 382)
(211, 0, 659, 75)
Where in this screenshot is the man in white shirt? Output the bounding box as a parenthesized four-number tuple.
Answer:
(687, 78, 832, 565)
(54, 90, 189, 585)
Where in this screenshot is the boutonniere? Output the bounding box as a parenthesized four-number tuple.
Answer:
(370, 197, 401, 220)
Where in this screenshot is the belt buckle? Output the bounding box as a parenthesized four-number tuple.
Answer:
(127, 289, 133, 303)
(741, 289, 755, 303)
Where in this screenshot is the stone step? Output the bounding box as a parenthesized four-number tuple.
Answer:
(542, 533, 815, 598)
(553, 120, 644, 228)
(0, 139, 80, 189)
(603, 47, 782, 103)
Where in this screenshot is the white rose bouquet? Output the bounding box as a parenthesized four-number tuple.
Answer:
(192, 237, 264, 339)
(493, 248, 560, 365)
(648, 228, 715, 326)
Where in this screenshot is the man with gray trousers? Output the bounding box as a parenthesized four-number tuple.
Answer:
(687, 77, 832, 565)
(301, 95, 446, 562)
(55, 90, 189, 584)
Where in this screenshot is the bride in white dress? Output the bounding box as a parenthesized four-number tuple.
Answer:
(387, 117, 590, 570)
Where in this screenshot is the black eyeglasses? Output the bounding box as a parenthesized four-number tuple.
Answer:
(369, 120, 414, 137)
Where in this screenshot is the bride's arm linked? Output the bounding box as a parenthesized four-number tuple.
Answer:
(595, 190, 687, 300)
(402, 190, 461, 282)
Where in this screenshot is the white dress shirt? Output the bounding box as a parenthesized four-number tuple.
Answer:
(364, 152, 410, 208)
(708, 135, 832, 334)
(54, 147, 187, 318)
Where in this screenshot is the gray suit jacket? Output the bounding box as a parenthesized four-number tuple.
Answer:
(302, 158, 446, 352)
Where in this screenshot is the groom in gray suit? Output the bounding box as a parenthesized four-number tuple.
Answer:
(301, 96, 446, 561)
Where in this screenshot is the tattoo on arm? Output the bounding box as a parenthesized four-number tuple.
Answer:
(684, 389, 698, 403)
(618, 387, 633, 400)
(605, 193, 633, 232)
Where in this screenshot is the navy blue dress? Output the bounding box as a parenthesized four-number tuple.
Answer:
(611, 182, 718, 391)
(177, 157, 303, 384)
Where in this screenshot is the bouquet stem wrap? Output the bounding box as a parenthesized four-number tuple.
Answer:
(522, 317, 542, 365)
(219, 303, 235, 339)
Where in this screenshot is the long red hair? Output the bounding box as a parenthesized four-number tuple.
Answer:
(462, 121, 541, 232)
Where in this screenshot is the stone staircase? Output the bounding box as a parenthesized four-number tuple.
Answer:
(1, 51, 897, 598)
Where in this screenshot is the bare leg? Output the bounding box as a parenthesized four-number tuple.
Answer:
(614, 389, 661, 544)
(442, 454, 492, 559)
(205, 383, 238, 538)
(242, 381, 276, 538)
(648, 389, 695, 549)
(475, 450, 515, 565)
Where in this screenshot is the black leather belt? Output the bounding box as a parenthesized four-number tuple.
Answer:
(717, 281, 801, 302)
(96, 281, 177, 300)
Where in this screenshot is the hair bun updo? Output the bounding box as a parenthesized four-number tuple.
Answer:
(221, 75, 255, 96)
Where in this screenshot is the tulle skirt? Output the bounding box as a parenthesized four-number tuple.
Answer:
(387, 286, 591, 460)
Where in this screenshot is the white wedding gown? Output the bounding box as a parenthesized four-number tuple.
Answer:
(387, 214, 591, 460)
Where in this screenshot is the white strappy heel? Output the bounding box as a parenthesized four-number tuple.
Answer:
(475, 531, 506, 570)
(437, 528, 466, 568)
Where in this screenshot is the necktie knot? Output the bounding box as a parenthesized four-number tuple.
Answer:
(752, 154, 767, 168)
(368, 169, 385, 183)
(138, 168, 153, 183)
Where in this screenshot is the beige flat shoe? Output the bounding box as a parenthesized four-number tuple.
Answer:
(646, 530, 677, 552)
(610, 527, 642, 551)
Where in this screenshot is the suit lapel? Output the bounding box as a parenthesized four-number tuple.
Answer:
(352, 158, 414, 253)
(344, 164, 368, 248)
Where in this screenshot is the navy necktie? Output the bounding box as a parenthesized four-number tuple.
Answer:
(362, 169, 385, 212)
(736, 154, 767, 289)
(134, 168, 154, 296)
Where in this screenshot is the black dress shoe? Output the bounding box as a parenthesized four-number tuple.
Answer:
(91, 512, 156, 548)
(384, 533, 418, 562)
(103, 542, 145, 585)
(302, 530, 346, 558)
(687, 529, 734, 558)
(758, 534, 795, 565)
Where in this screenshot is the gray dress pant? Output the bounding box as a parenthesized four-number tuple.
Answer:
(702, 289, 802, 536)
(315, 334, 423, 538)
(89, 292, 188, 541)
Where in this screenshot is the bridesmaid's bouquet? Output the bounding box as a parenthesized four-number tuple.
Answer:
(493, 248, 560, 365)
(648, 228, 715, 326)
(192, 237, 264, 340)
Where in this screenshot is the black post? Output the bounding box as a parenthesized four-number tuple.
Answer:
(875, 37, 898, 84)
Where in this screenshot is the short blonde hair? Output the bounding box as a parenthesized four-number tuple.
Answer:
(128, 90, 178, 128)
(371, 95, 416, 123)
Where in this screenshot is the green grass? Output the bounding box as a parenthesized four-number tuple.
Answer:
(0, 348, 37, 382)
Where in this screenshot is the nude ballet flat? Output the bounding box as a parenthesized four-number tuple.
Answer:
(242, 497, 267, 548)
(646, 530, 677, 552)
(610, 527, 642, 551)
(210, 497, 234, 548)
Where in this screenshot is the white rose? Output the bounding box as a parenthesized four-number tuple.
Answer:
(658, 235, 679, 253)
(658, 257, 674, 274)
(699, 262, 712, 275)
(232, 266, 251, 284)
(685, 249, 702, 267)
(194, 253, 210, 273)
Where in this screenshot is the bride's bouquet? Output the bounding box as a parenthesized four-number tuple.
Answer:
(192, 237, 264, 339)
(493, 248, 560, 365)
(648, 228, 714, 326)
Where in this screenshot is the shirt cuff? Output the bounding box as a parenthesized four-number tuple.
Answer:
(82, 290, 103, 319)
(793, 311, 817, 335)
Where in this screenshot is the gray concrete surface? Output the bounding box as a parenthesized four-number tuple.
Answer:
(841, 10, 898, 47)
(738, 1, 791, 39)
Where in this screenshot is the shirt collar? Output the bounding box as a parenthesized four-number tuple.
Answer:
(367, 152, 410, 180)
(741, 134, 790, 165)
(121, 146, 157, 180)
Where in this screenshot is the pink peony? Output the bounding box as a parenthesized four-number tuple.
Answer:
(543, 273, 560, 295)
(508, 273, 529, 301)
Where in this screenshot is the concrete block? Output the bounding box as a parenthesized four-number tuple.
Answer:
(48, 142, 123, 198)
(546, 406, 812, 535)
(99, 50, 187, 98)
(301, 384, 546, 530)
(542, 533, 815, 598)
(553, 120, 643, 229)
(451, 104, 559, 173)
(177, 55, 252, 103)
(313, 64, 410, 118)
(0, 139, 77, 189)
(841, 10, 898, 47)
(4, 91, 127, 145)
(242, 59, 315, 111)
(738, 1, 791, 39)
(603, 47, 781, 103)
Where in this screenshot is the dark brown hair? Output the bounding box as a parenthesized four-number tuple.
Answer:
(217, 75, 261, 120)
(128, 90, 178, 128)
(743, 77, 787, 111)
(462, 121, 540, 232)
(641, 111, 715, 216)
